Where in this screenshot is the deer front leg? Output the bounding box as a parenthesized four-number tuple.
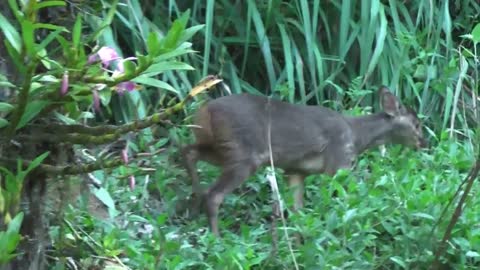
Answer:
(205, 160, 257, 236)
(288, 174, 305, 211)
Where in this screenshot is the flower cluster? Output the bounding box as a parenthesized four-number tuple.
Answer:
(60, 46, 140, 111)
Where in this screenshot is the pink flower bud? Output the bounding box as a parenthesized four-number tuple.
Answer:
(92, 89, 100, 112)
(129, 175, 135, 191)
(121, 148, 129, 164)
(60, 71, 69, 96)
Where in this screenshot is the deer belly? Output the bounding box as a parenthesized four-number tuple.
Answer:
(295, 156, 326, 173)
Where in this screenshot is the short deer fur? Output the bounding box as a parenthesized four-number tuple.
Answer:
(182, 86, 426, 236)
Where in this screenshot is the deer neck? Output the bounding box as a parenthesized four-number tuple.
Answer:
(347, 113, 395, 154)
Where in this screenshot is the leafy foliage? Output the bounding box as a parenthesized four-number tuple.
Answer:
(1, 0, 480, 269)
(49, 134, 479, 269)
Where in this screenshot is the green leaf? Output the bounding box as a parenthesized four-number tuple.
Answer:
(21, 20, 36, 56)
(33, 23, 66, 31)
(7, 212, 24, 234)
(0, 74, 15, 88)
(24, 152, 50, 175)
(0, 118, 9, 129)
(0, 13, 21, 52)
(136, 54, 150, 69)
(93, 187, 117, 213)
(179, 24, 205, 44)
(472, 23, 480, 44)
(34, 0, 66, 10)
(4, 40, 26, 74)
(16, 100, 50, 130)
(202, 0, 214, 77)
(72, 15, 82, 49)
(390, 256, 407, 268)
(162, 9, 190, 50)
(122, 59, 136, 76)
(132, 76, 178, 94)
(99, 89, 112, 106)
(0, 103, 14, 112)
(53, 111, 76, 124)
(147, 32, 161, 56)
(36, 27, 65, 54)
(143, 61, 194, 77)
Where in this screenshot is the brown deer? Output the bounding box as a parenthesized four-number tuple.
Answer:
(181, 86, 426, 236)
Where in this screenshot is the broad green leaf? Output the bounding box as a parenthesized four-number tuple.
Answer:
(99, 89, 112, 106)
(0, 103, 14, 112)
(0, 118, 9, 128)
(16, 100, 50, 130)
(0, 77, 15, 88)
(472, 23, 480, 44)
(0, 13, 21, 52)
(466, 251, 480, 258)
(53, 111, 76, 124)
(93, 187, 117, 214)
(6, 212, 24, 234)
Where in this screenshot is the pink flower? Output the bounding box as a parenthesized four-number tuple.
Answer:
(115, 81, 139, 94)
(87, 53, 98, 65)
(129, 175, 135, 191)
(97, 46, 120, 67)
(60, 71, 69, 96)
(87, 47, 140, 95)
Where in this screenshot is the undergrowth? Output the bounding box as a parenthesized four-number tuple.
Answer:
(48, 131, 479, 269)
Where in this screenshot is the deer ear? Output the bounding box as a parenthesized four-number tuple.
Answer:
(378, 86, 405, 116)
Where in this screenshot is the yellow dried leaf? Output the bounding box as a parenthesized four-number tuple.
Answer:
(189, 75, 223, 97)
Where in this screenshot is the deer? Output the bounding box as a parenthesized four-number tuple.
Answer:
(181, 86, 427, 236)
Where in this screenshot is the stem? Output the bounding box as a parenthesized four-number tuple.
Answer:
(6, 62, 38, 138)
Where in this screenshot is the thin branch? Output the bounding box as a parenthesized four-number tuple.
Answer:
(0, 156, 124, 175)
(430, 159, 480, 269)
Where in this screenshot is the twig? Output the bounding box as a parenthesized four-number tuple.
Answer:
(430, 159, 480, 269)
(0, 156, 124, 175)
(266, 97, 300, 270)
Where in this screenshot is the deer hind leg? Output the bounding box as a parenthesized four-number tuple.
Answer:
(205, 156, 258, 236)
